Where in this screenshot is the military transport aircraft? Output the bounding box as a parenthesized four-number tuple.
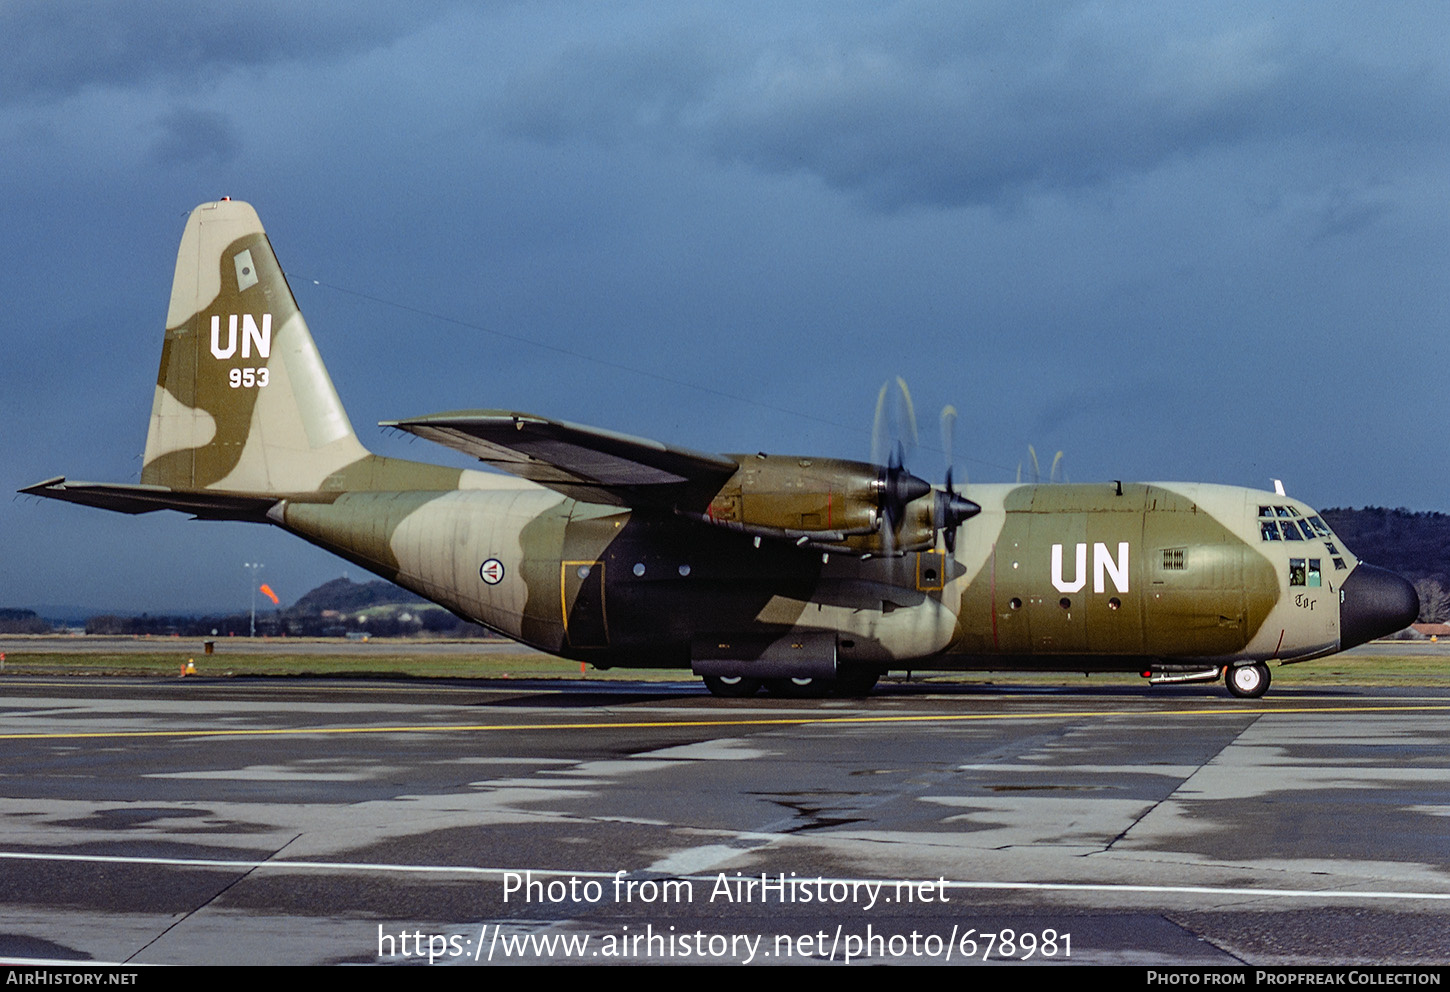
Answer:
(24, 199, 1420, 699)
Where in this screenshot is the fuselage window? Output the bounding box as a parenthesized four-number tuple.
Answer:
(1289, 558, 1306, 586)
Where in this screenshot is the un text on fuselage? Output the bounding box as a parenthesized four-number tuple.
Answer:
(209, 314, 272, 360)
(1051, 542, 1129, 594)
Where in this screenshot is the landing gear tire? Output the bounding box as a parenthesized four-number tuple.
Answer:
(702, 675, 762, 698)
(764, 676, 833, 698)
(833, 670, 881, 697)
(1225, 662, 1270, 699)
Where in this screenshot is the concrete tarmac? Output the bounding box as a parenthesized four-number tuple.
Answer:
(1, 674, 1449, 966)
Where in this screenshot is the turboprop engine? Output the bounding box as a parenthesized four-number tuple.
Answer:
(691, 454, 974, 556)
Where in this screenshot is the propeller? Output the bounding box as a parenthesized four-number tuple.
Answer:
(1017, 445, 1065, 484)
(871, 378, 929, 554)
(870, 379, 978, 555)
(934, 404, 980, 553)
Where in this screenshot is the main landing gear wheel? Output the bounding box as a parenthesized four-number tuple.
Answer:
(764, 676, 833, 698)
(702, 675, 762, 698)
(1225, 662, 1271, 699)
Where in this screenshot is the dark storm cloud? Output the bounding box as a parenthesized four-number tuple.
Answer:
(0, 0, 458, 106)
(495, 4, 1448, 210)
(148, 107, 239, 166)
(3, 1, 1446, 613)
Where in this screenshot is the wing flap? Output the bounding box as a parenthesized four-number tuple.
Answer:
(384, 411, 739, 509)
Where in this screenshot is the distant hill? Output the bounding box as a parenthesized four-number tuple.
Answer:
(1321, 508, 1450, 623)
(1320, 508, 1450, 585)
(287, 577, 427, 615)
(70, 577, 485, 638)
(0, 608, 53, 634)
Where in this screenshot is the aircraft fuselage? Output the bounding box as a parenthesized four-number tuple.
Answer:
(272, 475, 1380, 681)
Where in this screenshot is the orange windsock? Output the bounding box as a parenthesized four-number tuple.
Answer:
(260, 583, 279, 605)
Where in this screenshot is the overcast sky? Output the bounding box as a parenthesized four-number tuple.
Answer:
(4, 2, 1447, 614)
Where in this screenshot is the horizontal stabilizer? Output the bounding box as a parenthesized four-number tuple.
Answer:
(20, 477, 277, 521)
(385, 410, 739, 510)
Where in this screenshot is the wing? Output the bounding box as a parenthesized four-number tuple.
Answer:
(383, 410, 740, 510)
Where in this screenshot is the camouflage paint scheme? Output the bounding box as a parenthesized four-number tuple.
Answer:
(26, 201, 1418, 698)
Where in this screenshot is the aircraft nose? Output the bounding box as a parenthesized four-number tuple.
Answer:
(1339, 564, 1419, 649)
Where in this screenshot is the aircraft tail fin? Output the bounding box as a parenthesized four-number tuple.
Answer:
(140, 199, 369, 494)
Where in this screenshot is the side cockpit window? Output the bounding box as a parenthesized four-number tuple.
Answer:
(1289, 558, 1324, 587)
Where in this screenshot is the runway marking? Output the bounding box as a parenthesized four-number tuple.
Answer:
(4, 703, 1450, 741)
(1, 851, 1447, 903)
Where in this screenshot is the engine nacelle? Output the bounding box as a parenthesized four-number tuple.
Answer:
(690, 453, 939, 555)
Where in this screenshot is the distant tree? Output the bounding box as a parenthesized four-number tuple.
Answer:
(0, 609, 52, 634)
(1415, 579, 1450, 624)
(85, 615, 130, 635)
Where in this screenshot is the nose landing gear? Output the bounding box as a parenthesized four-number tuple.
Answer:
(1225, 662, 1271, 699)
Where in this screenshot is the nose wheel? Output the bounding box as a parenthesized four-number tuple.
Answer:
(1225, 662, 1270, 699)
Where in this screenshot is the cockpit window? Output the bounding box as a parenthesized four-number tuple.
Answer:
(1259, 506, 1344, 547)
(1289, 558, 1306, 585)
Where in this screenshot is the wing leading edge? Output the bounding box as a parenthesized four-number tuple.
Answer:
(384, 410, 740, 510)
